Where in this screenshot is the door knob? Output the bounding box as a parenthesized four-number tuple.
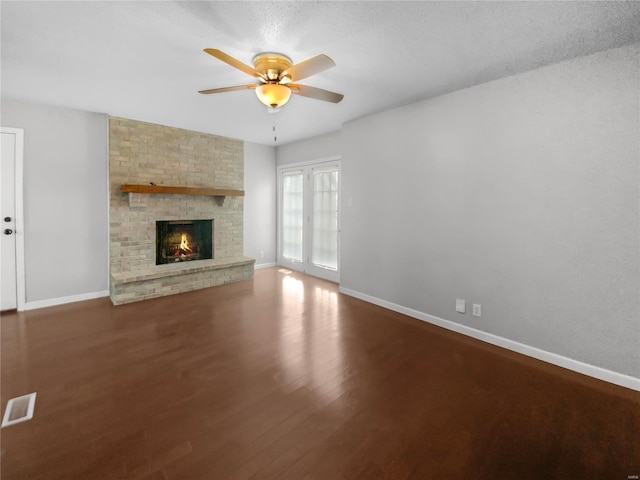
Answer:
(4, 217, 11, 222)
(4, 229, 13, 235)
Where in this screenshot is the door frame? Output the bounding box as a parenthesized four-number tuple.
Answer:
(277, 156, 341, 283)
(1, 127, 26, 311)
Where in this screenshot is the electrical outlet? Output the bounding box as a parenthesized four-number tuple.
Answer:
(456, 299, 466, 314)
(259, 251, 264, 258)
(473, 304, 482, 317)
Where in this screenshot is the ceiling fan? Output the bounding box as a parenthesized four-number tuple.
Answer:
(198, 49, 344, 110)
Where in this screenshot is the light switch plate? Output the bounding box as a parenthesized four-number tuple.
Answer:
(456, 299, 466, 314)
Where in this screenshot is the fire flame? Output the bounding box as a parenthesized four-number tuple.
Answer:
(179, 234, 192, 252)
(174, 233, 192, 256)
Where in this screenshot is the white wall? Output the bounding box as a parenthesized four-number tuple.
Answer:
(244, 141, 277, 266)
(341, 44, 640, 379)
(276, 130, 341, 165)
(1, 99, 109, 304)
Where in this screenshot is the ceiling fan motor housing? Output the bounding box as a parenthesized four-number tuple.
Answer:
(252, 53, 293, 82)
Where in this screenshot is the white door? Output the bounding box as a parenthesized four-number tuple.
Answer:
(1, 128, 24, 311)
(278, 160, 340, 283)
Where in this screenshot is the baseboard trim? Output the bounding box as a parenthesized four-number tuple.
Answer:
(339, 286, 640, 392)
(23, 290, 110, 311)
(255, 262, 277, 270)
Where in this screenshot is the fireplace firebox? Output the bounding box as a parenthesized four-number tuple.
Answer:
(156, 220, 213, 265)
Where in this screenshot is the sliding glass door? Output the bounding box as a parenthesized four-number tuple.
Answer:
(278, 160, 340, 283)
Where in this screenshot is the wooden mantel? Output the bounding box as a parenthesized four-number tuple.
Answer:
(120, 184, 244, 197)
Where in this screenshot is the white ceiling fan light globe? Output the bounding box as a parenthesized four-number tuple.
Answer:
(255, 83, 292, 108)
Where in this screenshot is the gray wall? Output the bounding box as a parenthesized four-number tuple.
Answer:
(341, 44, 640, 378)
(276, 130, 341, 165)
(244, 141, 277, 266)
(1, 99, 109, 302)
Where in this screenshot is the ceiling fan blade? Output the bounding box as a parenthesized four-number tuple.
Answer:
(289, 84, 344, 103)
(203, 49, 265, 80)
(198, 84, 258, 94)
(281, 54, 335, 82)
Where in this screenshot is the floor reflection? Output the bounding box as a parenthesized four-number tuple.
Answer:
(277, 270, 344, 406)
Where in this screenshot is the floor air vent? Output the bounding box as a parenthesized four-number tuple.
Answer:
(2, 392, 36, 427)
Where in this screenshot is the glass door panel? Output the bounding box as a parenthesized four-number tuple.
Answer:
(281, 172, 304, 262)
(311, 169, 339, 270)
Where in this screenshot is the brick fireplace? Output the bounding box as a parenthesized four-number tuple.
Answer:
(109, 117, 254, 305)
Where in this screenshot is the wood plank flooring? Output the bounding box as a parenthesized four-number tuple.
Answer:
(1, 267, 639, 479)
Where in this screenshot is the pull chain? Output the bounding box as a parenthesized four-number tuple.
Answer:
(269, 107, 280, 143)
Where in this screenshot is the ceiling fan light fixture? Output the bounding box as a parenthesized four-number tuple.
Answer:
(200, 49, 343, 108)
(255, 83, 292, 108)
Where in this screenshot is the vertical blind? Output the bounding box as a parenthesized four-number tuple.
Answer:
(282, 172, 304, 261)
(312, 169, 339, 270)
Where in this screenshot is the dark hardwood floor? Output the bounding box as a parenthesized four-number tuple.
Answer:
(1, 267, 639, 479)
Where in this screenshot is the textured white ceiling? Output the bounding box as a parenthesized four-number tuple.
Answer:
(2, 1, 639, 146)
